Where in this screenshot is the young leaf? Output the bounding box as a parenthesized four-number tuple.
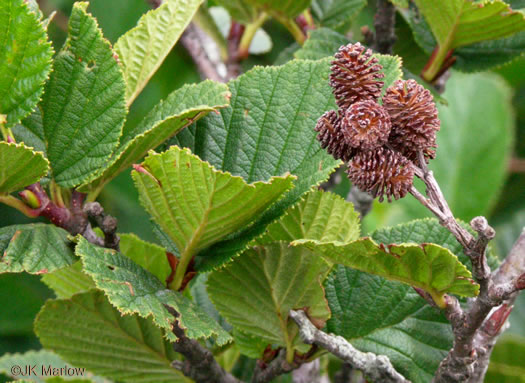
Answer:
(0, 224, 75, 275)
(413, 0, 525, 49)
(311, 0, 367, 32)
(76, 237, 232, 345)
(171, 59, 341, 269)
(208, 242, 331, 358)
(80, 81, 230, 193)
(0, 142, 48, 195)
(41, 2, 126, 188)
(41, 261, 95, 299)
(115, 0, 203, 105)
(133, 146, 295, 278)
(0, 350, 93, 383)
(0, 0, 53, 126)
(324, 219, 478, 383)
(293, 238, 479, 307)
(34, 290, 188, 383)
(256, 190, 360, 245)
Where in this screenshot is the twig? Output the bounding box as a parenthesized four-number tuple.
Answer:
(407, 151, 525, 382)
(289, 310, 410, 383)
(292, 360, 321, 383)
(83, 202, 120, 251)
(169, 310, 241, 383)
(251, 349, 295, 383)
(373, 0, 397, 54)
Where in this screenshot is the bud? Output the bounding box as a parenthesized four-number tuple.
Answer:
(19, 189, 41, 209)
(315, 110, 356, 162)
(330, 43, 384, 109)
(346, 148, 414, 202)
(482, 304, 513, 336)
(341, 100, 392, 150)
(383, 79, 440, 162)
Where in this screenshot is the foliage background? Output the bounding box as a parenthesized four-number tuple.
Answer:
(1, 0, 524, 381)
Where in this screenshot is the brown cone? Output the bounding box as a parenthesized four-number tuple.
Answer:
(347, 148, 414, 202)
(330, 43, 385, 109)
(315, 110, 356, 162)
(341, 100, 392, 150)
(383, 79, 440, 161)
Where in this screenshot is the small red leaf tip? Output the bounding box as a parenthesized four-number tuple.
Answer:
(132, 164, 160, 185)
(483, 304, 513, 336)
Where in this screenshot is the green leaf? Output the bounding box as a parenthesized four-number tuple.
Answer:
(214, 0, 259, 23)
(119, 233, 171, 285)
(413, 0, 525, 48)
(171, 59, 341, 269)
(486, 334, 525, 382)
(13, 108, 47, 155)
(0, 142, 48, 194)
(41, 2, 126, 188)
(41, 261, 95, 299)
(245, 0, 311, 18)
(35, 290, 189, 383)
(323, 219, 480, 383)
(0, 0, 53, 126)
(115, 0, 203, 105)
(80, 80, 230, 193)
(256, 190, 360, 245)
(75, 236, 232, 345)
(311, 0, 367, 32)
(133, 145, 295, 276)
(390, 0, 409, 6)
(208, 242, 331, 357)
(365, 71, 514, 227)
(294, 28, 350, 60)
(293, 238, 478, 306)
(0, 224, 75, 274)
(0, 350, 93, 383)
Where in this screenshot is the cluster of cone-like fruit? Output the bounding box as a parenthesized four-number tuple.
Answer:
(316, 43, 440, 202)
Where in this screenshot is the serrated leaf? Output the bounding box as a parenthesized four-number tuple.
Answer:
(119, 233, 170, 285)
(75, 236, 232, 345)
(34, 290, 188, 383)
(324, 219, 481, 383)
(41, 2, 126, 188)
(208, 242, 331, 357)
(80, 81, 230, 193)
(293, 238, 479, 305)
(0, 350, 96, 383)
(171, 59, 342, 270)
(133, 146, 295, 272)
(41, 261, 95, 299)
(413, 0, 525, 49)
(257, 190, 360, 245)
(0, 223, 75, 274)
(311, 0, 367, 32)
(0, 142, 48, 194)
(0, 0, 53, 126)
(486, 334, 525, 382)
(115, 0, 203, 105)
(13, 108, 47, 155)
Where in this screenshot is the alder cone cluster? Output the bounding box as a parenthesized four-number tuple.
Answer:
(316, 43, 441, 202)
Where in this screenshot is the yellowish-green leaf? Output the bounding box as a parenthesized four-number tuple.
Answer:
(293, 238, 479, 307)
(0, 0, 53, 126)
(0, 142, 48, 195)
(41, 261, 95, 299)
(256, 190, 360, 245)
(35, 290, 189, 383)
(414, 0, 525, 48)
(79, 81, 230, 194)
(76, 237, 232, 345)
(208, 242, 331, 359)
(119, 233, 171, 284)
(115, 0, 203, 105)
(133, 146, 295, 288)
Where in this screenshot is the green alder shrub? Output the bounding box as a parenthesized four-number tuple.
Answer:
(0, 0, 524, 382)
